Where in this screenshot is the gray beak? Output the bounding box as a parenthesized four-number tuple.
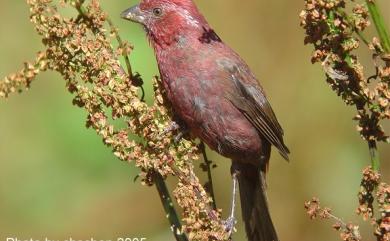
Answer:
(121, 5, 145, 24)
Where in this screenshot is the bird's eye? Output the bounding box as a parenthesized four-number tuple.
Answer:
(153, 8, 163, 16)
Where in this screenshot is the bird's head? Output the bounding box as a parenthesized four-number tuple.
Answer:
(121, 0, 208, 47)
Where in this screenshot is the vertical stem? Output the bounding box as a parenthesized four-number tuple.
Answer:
(199, 142, 217, 210)
(365, 0, 386, 172)
(106, 17, 145, 101)
(154, 172, 188, 241)
(368, 140, 380, 172)
(366, 0, 390, 53)
(106, 17, 134, 79)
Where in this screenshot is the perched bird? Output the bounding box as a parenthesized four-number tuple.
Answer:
(121, 1, 289, 241)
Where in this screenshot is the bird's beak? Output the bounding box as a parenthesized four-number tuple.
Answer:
(121, 5, 145, 24)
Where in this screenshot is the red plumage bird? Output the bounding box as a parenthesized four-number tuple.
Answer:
(121, 1, 289, 241)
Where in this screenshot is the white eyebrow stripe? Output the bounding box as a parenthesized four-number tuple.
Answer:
(179, 9, 200, 27)
(164, 3, 200, 27)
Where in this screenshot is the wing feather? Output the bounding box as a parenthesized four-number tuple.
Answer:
(227, 73, 290, 160)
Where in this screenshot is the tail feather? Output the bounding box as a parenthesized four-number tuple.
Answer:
(235, 162, 278, 241)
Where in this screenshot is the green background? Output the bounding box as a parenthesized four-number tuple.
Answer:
(0, 0, 389, 240)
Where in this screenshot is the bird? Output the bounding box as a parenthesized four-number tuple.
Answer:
(121, 1, 289, 241)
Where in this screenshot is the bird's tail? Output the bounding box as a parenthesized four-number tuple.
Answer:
(234, 161, 279, 241)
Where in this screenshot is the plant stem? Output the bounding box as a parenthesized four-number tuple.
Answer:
(365, 0, 385, 172)
(154, 172, 189, 241)
(368, 140, 380, 172)
(366, 0, 390, 53)
(106, 17, 134, 79)
(106, 17, 146, 101)
(199, 142, 217, 210)
(336, 10, 370, 46)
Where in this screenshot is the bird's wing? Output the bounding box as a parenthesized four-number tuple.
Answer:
(223, 63, 290, 161)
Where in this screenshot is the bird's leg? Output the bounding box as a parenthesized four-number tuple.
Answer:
(224, 168, 239, 237)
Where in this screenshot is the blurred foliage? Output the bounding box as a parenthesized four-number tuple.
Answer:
(0, 0, 389, 241)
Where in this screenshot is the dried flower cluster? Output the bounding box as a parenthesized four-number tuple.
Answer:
(305, 197, 362, 241)
(301, 1, 389, 240)
(357, 166, 381, 220)
(0, 0, 228, 240)
(0, 51, 47, 98)
(300, 0, 389, 143)
(375, 182, 390, 241)
(355, 167, 390, 240)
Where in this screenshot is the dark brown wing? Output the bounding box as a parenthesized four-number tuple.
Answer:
(226, 72, 290, 161)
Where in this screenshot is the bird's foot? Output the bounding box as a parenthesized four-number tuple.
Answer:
(161, 121, 180, 135)
(173, 131, 186, 143)
(223, 216, 237, 237)
(160, 121, 188, 143)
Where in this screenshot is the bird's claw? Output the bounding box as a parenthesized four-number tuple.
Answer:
(161, 121, 180, 136)
(160, 121, 187, 143)
(224, 216, 237, 237)
(173, 131, 185, 143)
